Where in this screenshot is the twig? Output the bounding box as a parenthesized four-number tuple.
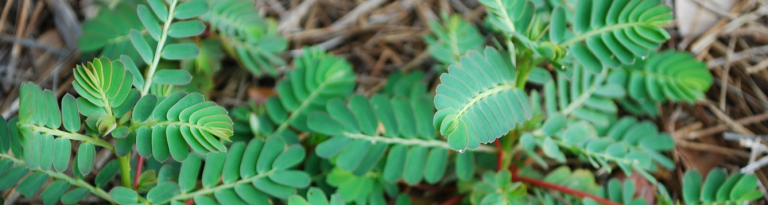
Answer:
(512, 175, 622, 205)
(0, 0, 14, 33)
(703, 100, 754, 135)
(449, 0, 470, 14)
(742, 154, 768, 173)
(263, 0, 286, 16)
(44, 0, 81, 49)
(277, 0, 316, 32)
(330, 0, 386, 28)
(675, 138, 751, 158)
(5, 0, 31, 91)
(707, 44, 768, 69)
(0, 34, 68, 56)
(720, 38, 737, 110)
(682, 111, 768, 139)
(439, 195, 465, 205)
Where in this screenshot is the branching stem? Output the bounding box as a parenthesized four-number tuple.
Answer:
(343, 132, 496, 153)
(511, 175, 621, 205)
(160, 170, 276, 204)
(140, 0, 180, 95)
(25, 124, 114, 150)
(0, 153, 115, 204)
(133, 0, 179, 193)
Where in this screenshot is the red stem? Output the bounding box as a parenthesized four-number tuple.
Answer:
(512, 175, 622, 205)
(185, 199, 194, 205)
(133, 156, 144, 189)
(404, 182, 456, 192)
(493, 140, 503, 171)
(439, 194, 465, 205)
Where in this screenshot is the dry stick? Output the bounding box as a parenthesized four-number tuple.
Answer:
(330, 0, 386, 28)
(0, 34, 68, 56)
(44, 0, 81, 49)
(5, 0, 31, 91)
(690, 1, 764, 54)
(720, 38, 737, 110)
(707, 44, 768, 69)
(703, 100, 754, 135)
(747, 57, 768, 74)
(682, 111, 768, 139)
(675, 138, 751, 158)
(263, 0, 286, 16)
(0, 0, 13, 33)
(276, 0, 316, 32)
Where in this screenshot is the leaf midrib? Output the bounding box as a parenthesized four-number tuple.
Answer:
(559, 22, 658, 47)
(160, 169, 276, 203)
(274, 80, 329, 134)
(0, 153, 115, 204)
(451, 82, 516, 124)
(342, 132, 499, 152)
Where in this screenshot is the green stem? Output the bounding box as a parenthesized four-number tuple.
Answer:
(25, 124, 114, 150)
(490, 0, 516, 34)
(274, 82, 329, 134)
(160, 170, 276, 204)
(132, 0, 179, 194)
(117, 153, 132, 188)
(500, 131, 517, 169)
(0, 153, 115, 204)
(140, 0, 180, 96)
(343, 133, 496, 153)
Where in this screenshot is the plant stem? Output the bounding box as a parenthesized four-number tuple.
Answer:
(343, 133, 496, 153)
(0, 153, 116, 204)
(131, 0, 179, 193)
(133, 156, 145, 189)
(511, 175, 621, 205)
(494, 140, 503, 171)
(439, 195, 465, 205)
(26, 124, 114, 150)
(117, 153, 132, 188)
(140, 0, 179, 95)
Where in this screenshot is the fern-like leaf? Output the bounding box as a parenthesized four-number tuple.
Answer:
(78, 1, 151, 66)
(201, 0, 287, 76)
(111, 137, 310, 204)
(480, 0, 537, 36)
(264, 47, 355, 134)
(325, 167, 404, 205)
(382, 70, 429, 98)
(73, 57, 134, 120)
(470, 170, 527, 204)
(682, 169, 763, 205)
(551, 0, 672, 72)
(17, 83, 112, 174)
(128, 92, 233, 162)
(308, 94, 479, 183)
(524, 117, 674, 185)
(433, 47, 533, 151)
(0, 137, 114, 205)
(287, 187, 345, 205)
(424, 14, 485, 66)
(609, 51, 713, 103)
(543, 65, 623, 127)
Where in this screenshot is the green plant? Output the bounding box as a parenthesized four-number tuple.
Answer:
(1, 0, 761, 205)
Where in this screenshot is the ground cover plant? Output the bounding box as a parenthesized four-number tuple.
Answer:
(0, 0, 764, 204)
